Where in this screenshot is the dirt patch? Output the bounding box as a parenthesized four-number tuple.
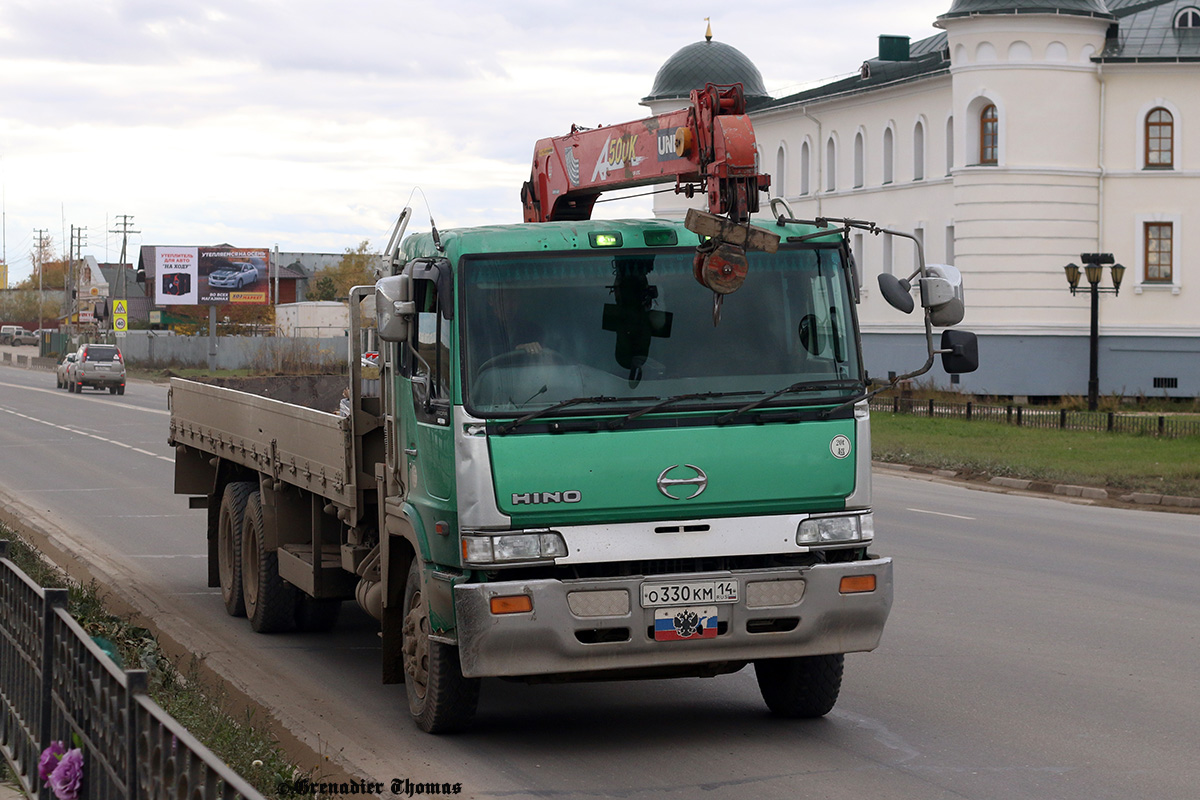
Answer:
(200, 375, 349, 414)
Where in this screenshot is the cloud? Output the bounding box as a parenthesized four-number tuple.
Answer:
(0, 0, 951, 282)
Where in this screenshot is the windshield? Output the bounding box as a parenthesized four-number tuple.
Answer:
(461, 246, 861, 417)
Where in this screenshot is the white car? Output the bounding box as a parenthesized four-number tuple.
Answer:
(208, 262, 263, 289)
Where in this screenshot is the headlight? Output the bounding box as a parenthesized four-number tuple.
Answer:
(461, 531, 568, 565)
(797, 513, 873, 546)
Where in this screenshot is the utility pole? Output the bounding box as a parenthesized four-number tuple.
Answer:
(109, 215, 139, 309)
(69, 225, 87, 331)
(34, 229, 48, 335)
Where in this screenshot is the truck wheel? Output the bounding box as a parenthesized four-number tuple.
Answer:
(754, 654, 844, 718)
(401, 560, 479, 733)
(295, 596, 342, 632)
(217, 481, 256, 617)
(109, 386, 117, 394)
(241, 491, 297, 633)
(117, 387, 125, 395)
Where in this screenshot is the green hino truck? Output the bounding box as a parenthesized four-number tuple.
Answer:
(169, 85, 977, 732)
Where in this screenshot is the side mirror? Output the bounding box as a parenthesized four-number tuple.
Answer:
(375, 274, 415, 342)
(940, 329, 979, 374)
(878, 274, 915, 314)
(921, 264, 965, 327)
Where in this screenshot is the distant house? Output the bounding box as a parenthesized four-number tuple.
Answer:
(97, 262, 150, 323)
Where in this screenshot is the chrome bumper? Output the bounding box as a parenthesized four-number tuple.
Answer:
(453, 557, 893, 679)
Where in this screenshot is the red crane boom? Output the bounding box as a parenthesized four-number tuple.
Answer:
(521, 83, 779, 314)
(521, 83, 769, 225)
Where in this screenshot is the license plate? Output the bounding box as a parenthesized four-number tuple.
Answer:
(640, 579, 737, 608)
(654, 606, 718, 641)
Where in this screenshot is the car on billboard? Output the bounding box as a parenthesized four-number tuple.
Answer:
(207, 261, 264, 289)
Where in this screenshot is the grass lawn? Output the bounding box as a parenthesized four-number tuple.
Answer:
(870, 412, 1200, 498)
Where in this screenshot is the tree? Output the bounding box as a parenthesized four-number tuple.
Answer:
(17, 259, 68, 290)
(305, 274, 338, 302)
(306, 240, 379, 302)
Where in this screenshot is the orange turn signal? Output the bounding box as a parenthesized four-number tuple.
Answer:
(490, 595, 533, 614)
(839, 575, 877, 594)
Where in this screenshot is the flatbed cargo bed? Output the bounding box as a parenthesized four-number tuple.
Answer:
(168, 376, 355, 506)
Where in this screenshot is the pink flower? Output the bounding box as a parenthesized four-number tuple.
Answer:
(48, 748, 84, 800)
(37, 741, 66, 783)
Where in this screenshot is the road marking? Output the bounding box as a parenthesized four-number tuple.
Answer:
(0, 406, 175, 463)
(0, 378, 169, 415)
(906, 507, 976, 521)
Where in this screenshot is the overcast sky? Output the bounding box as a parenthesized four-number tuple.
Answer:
(0, 0, 952, 284)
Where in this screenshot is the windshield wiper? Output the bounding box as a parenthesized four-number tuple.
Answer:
(717, 379, 863, 424)
(606, 391, 762, 430)
(497, 395, 655, 435)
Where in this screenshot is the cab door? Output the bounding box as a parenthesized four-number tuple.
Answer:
(395, 260, 458, 565)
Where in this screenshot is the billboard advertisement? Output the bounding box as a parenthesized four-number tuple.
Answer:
(152, 246, 270, 305)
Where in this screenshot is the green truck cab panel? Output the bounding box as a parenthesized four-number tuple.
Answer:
(490, 419, 857, 525)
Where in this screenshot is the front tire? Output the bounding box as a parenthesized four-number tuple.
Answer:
(241, 491, 297, 633)
(754, 654, 844, 718)
(217, 481, 256, 616)
(402, 560, 479, 733)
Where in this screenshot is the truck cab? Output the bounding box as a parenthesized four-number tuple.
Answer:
(375, 216, 894, 730)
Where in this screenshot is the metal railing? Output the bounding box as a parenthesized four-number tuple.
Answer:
(0, 540, 265, 800)
(869, 396, 1200, 438)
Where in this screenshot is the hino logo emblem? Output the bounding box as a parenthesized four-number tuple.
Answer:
(512, 491, 582, 506)
(657, 464, 708, 500)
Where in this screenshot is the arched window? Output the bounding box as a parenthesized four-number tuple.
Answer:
(800, 141, 810, 195)
(1176, 7, 1200, 27)
(980, 104, 998, 165)
(854, 132, 865, 188)
(775, 145, 788, 197)
(882, 127, 894, 184)
(945, 116, 955, 175)
(1145, 108, 1174, 168)
(826, 137, 837, 192)
(913, 121, 925, 181)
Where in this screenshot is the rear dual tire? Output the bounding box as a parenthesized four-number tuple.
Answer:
(241, 491, 298, 633)
(217, 481, 256, 617)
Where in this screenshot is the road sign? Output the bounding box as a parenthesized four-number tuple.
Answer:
(113, 299, 128, 315)
(114, 314, 128, 332)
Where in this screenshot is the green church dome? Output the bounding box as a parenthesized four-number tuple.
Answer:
(642, 36, 769, 104)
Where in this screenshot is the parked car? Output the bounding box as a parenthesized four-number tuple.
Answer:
(69, 343, 126, 395)
(0, 325, 37, 346)
(56, 353, 78, 389)
(207, 261, 263, 289)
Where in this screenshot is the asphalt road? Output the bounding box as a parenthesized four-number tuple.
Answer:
(1, 360, 1197, 800)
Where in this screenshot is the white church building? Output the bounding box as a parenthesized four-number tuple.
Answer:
(644, 0, 1199, 398)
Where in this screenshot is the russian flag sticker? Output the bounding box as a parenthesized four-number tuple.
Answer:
(654, 607, 718, 641)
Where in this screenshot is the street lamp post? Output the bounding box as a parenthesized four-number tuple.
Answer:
(1063, 253, 1125, 412)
